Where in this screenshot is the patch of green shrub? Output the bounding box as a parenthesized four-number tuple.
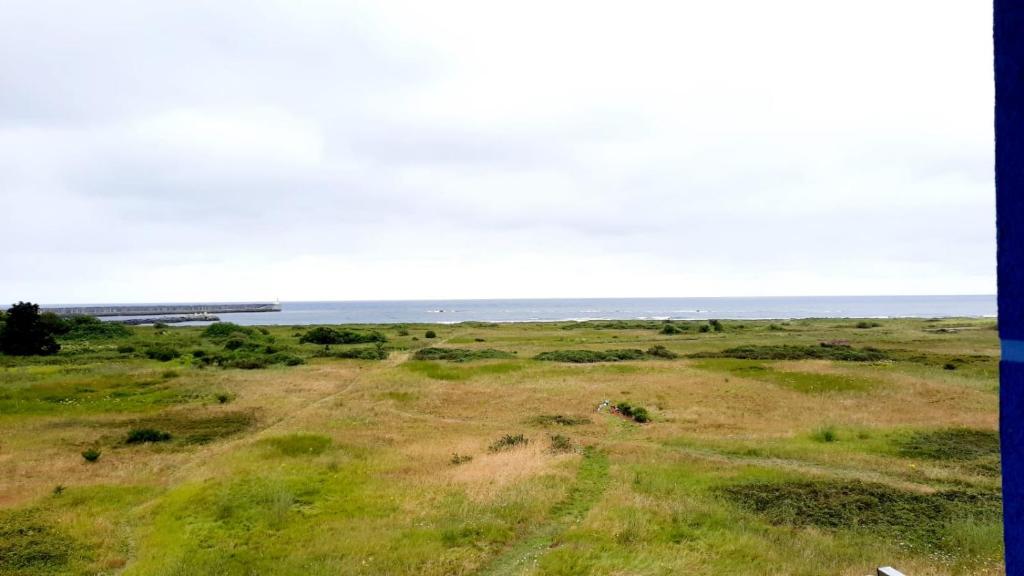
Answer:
(61, 316, 133, 340)
(0, 509, 78, 573)
(450, 453, 473, 465)
(534, 349, 646, 363)
(531, 414, 592, 426)
(709, 319, 724, 332)
(856, 321, 882, 329)
(202, 322, 255, 339)
(143, 345, 180, 362)
(425, 330, 437, 339)
(812, 425, 838, 443)
(894, 428, 999, 461)
(117, 345, 135, 354)
(719, 479, 1001, 551)
(126, 428, 172, 444)
(615, 402, 650, 423)
(130, 410, 256, 445)
(318, 343, 389, 360)
(81, 448, 101, 462)
(412, 347, 515, 362)
(645, 345, 678, 359)
(698, 324, 711, 333)
(489, 434, 528, 452)
(299, 327, 386, 346)
(694, 344, 888, 362)
(660, 323, 685, 334)
(548, 434, 574, 453)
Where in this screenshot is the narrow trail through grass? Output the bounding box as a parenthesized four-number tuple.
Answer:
(477, 448, 610, 576)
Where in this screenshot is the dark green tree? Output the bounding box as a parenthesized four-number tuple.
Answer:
(0, 302, 62, 356)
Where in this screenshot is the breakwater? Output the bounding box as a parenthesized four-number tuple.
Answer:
(42, 302, 281, 317)
(115, 314, 221, 325)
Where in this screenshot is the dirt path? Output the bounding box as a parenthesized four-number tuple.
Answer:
(476, 448, 610, 576)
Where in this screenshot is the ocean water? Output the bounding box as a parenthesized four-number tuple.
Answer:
(134, 295, 996, 326)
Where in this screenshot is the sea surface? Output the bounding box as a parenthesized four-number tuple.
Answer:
(103, 295, 996, 326)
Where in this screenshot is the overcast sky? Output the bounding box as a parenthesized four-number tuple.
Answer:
(0, 1, 994, 304)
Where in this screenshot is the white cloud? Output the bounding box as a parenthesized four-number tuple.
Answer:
(0, 0, 995, 303)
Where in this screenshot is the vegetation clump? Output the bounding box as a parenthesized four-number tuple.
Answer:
(894, 428, 999, 462)
(317, 343, 389, 360)
(534, 349, 647, 363)
(143, 345, 180, 362)
(299, 327, 386, 346)
(659, 322, 689, 334)
(0, 509, 78, 573)
(424, 330, 437, 339)
(489, 434, 529, 452)
(81, 448, 101, 462)
(645, 345, 678, 359)
(450, 453, 473, 465)
(856, 321, 882, 329)
(719, 479, 1001, 551)
(126, 428, 172, 444)
(61, 316, 132, 340)
(129, 411, 256, 445)
(548, 434, 574, 453)
(0, 302, 62, 356)
(535, 346, 680, 363)
(202, 322, 255, 339)
(531, 414, 592, 426)
(615, 402, 650, 423)
(412, 347, 514, 362)
(694, 344, 888, 362)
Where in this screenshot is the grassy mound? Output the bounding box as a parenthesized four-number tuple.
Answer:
(412, 347, 515, 362)
(530, 414, 592, 426)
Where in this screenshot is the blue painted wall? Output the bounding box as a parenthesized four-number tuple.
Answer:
(996, 0, 1024, 572)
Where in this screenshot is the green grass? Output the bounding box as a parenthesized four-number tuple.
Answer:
(693, 358, 877, 393)
(0, 317, 1003, 575)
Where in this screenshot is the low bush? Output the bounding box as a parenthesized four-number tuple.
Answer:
(125, 428, 172, 444)
(856, 321, 882, 329)
(616, 402, 650, 423)
(413, 347, 515, 362)
(299, 326, 387, 346)
(549, 434, 574, 453)
(812, 425, 839, 443)
(531, 414, 592, 426)
(319, 344, 389, 360)
(81, 448, 101, 462)
(489, 434, 528, 452)
(894, 428, 999, 461)
(202, 322, 255, 339)
(698, 324, 711, 333)
(645, 345, 678, 359)
(718, 479, 1001, 551)
(534, 349, 646, 363)
(62, 316, 133, 340)
(709, 319, 724, 332)
(144, 345, 180, 362)
(660, 323, 685, 334)
(425, 330, 437, 339)
(215, 393, 232, 404)
(450, 453, 473, 465)
(117, 345, 135, 354)
(693, 344, 888, 362)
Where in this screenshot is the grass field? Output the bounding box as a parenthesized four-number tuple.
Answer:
(0, 317, 1002, 575)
